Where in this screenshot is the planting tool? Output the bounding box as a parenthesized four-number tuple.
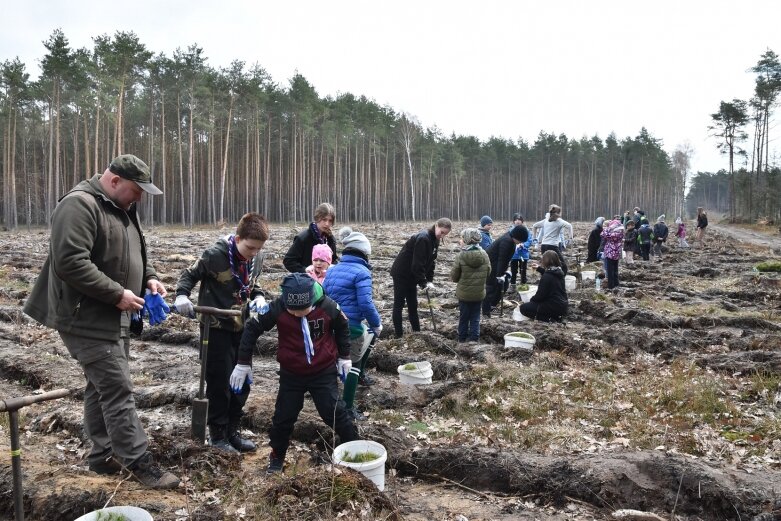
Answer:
(1, 388, 71, 521)
(424, 288, 437, 333)
(191, 305, 242, 443)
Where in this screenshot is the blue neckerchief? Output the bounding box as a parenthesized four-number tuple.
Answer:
(301, 316, 315, 364)
(310, 222, 326, 244)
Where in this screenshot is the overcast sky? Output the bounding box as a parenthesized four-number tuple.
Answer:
(2, 0, 780, 176)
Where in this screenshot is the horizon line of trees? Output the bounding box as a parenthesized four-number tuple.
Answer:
(704, 48, 781, 223)
(2, 29, 692, 230)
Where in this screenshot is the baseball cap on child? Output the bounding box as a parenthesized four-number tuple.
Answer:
(311, 244, 333, 264)
(281, 273, 315, 310)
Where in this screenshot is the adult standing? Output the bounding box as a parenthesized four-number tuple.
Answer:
(586, 217, 605, 263)
(283, 202, 339, 273)
(694, 207, 708, 246)
(531, 204, 574, 276)
(482, 225, 529, 318)
(390, 218, 452, 338)
(23, 154, 179, 489)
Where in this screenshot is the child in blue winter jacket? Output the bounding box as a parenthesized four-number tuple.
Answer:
(509, 213, 533, 290)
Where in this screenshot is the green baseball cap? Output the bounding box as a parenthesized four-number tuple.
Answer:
(108, 154, 162, 195)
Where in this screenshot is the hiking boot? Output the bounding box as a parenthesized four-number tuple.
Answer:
(358, 373, 375, 387)
(210, 438, 240, 454)
(228, 425, 257, 453)
(346, 407, 366, 421)
(266, 450, 284, 474)
(88, 455, 123, 475)
(129, 452, 180, 490)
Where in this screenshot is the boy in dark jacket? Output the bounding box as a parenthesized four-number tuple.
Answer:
(636, 218, 654, 261)
(482, 225, 529, 318)
(175, 212, 269, 453)
(652, 215, 669, 259)
(586, 217, 605, 263)
(519, 250, 568, 322)
(451, 228, 491, 342)
(231, 273, 358, 473)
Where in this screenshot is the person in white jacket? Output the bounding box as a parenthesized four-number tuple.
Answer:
(531, 204, 573, 276)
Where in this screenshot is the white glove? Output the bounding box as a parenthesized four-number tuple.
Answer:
(250, 295, 268, 315)
(229, 364, 252, 393)
(496, 276, 506, 285)
(174, 295, 195, 318)
(336, 358, 352, 382)
(370, 324, 383, 338)
(425, 282, 435, 291)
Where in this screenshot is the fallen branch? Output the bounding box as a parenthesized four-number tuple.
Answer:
(611, 509, 665, 521)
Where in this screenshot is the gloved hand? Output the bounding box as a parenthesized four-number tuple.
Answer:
(229, 364, 252, 393)
(370, 324, 383, 338)
(174, 295, 195, 318)
(143, 290, 170, 326)
(496, 276, 506, 286)
(249, 295, 268, 315)
(336, 358, 352, 382)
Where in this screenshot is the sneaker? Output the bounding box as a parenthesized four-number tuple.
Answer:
(88, 456, 123, 475)
(210, 438, 240, 454)
(358, 374, 375, 387)
(266, 450, 284, 474)
(228, 431, 257, 453)
(129, 452, 180, 490)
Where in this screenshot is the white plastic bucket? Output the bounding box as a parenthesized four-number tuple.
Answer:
(74, 506, 153, 521)
(504, 332, 536, 351)
(333, 439, 388, 491)
(581, 270, 595, 282)
(512, 306, 530, 322)
(397, 361, 433, 385)
(564, 275, 577, 291)
(518, 285, 538, 303)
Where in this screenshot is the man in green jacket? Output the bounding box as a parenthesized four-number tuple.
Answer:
(23, 154, 179, 490)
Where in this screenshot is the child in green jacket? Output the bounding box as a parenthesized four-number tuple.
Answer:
(450, 228, 491, 342)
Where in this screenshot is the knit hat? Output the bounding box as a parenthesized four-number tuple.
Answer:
(311, 243, 333, 264)
(607, 219, 623, 230)
(512, 212, 522, 222)
(461, 227, 482, 245)
(480, 215, 493, 227)
(595, 216, 605, 227)
(338, 226, 372, 256)
(281, 273, 315, 310)
(657, 214, 665, 223)
(509, 225, 529, 242)
(675, 217, 682, 224)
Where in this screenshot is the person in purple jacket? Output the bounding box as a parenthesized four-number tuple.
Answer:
(231, 273, 358, 474)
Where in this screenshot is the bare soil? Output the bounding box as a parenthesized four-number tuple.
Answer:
(1, 221, 781, 521)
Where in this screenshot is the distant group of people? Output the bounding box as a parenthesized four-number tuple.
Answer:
(585, 206, 709, 289)
(23, 151, 712, 488)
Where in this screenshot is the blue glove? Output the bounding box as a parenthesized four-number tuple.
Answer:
(143, 291, 170, 326)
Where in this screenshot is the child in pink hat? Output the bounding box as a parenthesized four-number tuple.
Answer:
(306, 243, 332, 284)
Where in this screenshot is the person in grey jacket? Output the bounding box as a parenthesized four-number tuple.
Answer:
(23, 154, 179, 490)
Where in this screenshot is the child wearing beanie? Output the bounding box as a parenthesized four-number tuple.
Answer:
(306, 244, 332, 284)
(451, 228, 491, 342)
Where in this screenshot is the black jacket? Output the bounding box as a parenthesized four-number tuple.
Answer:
(283, 225, 338, 273)
(531, 266, 568, 318)
(653, 222, 669, 241)
(390, 228, 439, 288)
(586, 225, 603, 262)
(486, 232, 517, 278)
